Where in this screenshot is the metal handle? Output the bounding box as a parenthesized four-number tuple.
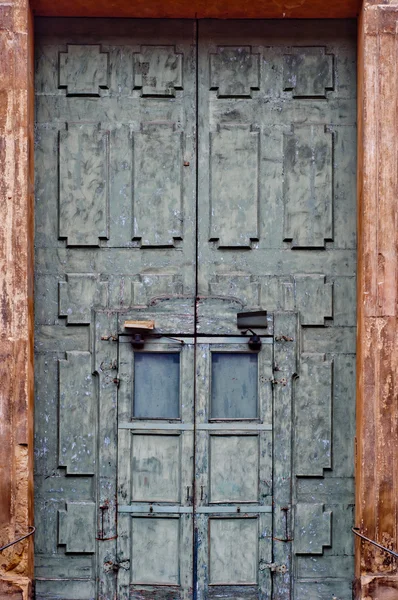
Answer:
(97, 502, 117, 542)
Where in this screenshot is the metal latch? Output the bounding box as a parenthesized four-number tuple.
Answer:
(104, 559, 130, 573)
(260, 562, 288, 574)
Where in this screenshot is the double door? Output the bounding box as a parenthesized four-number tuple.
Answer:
(93, 311, 296, 600)
(115, 336, 279, 599)
(34, 17, 357, 600)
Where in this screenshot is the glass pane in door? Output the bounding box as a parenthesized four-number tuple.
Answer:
(211, 352, 258, 419)
(133, 352, 180, 419)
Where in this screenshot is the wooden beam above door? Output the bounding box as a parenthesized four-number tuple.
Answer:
(30, 0, 362, 19)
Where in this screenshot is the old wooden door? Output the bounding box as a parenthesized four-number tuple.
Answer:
(34, 18, 357, 600)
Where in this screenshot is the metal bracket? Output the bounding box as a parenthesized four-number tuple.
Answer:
(260, 562, 288, 574)
(104, 559, 130, 573)
(101, 334, 118, 342)
(274, 335, 294, 342)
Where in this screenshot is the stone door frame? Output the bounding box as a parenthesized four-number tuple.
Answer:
(0, 1, 397, 598)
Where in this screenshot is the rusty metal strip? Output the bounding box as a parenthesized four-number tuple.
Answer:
(352, 528, 398, 559)
(197, 336, 273, 345)
(0, 526, 35, 552)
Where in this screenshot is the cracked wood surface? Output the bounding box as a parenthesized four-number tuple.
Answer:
(355, 1, 398, 598)
(0, 0, 34, 596)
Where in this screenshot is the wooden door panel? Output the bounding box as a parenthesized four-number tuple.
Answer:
(34, 19, 196, 600)
(132, 124, 185, 248)
(197, 21, 356, 599)
(209, 517, 259, 583)
(131, 516, 181, 584)
(117, 514, 193, 599)
(209, 124, 260, 249)
(116, 338, 194, 600)
(197, 20, 356, 317)
(131, 434, 181, 502)
(195, 339, 275, 599)
(209, 435, 259, 503)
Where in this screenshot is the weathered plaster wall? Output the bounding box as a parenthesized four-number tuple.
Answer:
(0, 0, 34, 598)
(356, 1, 398, 597)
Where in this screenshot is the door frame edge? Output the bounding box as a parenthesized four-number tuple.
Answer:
(3, 1, 398, 598)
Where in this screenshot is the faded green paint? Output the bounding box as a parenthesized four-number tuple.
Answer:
(117, 339, 194, 599)
(34, 17, 356, 600)
(195, 339, 274, 599)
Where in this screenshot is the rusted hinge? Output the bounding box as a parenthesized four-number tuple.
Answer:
(269, 377, 288, 386)
(104, 559, 130, 572)
(260, 562, 287, 574)
(101, 334, 118, 341)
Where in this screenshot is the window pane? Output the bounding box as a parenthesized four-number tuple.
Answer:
(211, 353, 258, 419)
(134, 352, 180, 419)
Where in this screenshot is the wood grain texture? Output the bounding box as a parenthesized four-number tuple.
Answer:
(0, 0, 34, 592)
(356, 2, 398, 597)
(30, 0, 362, 19)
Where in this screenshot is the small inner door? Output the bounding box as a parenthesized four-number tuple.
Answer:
(115, 335, 279, 599)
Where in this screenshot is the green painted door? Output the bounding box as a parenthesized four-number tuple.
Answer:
(34, 18, 357, 600)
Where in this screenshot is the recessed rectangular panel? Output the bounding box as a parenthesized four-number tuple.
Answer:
(59, 123, 109, 246)
(210, 435, 258, 503)
(59, 45, 109, 96)
(58, 351, 95, 475)
(209, 518, 258, 584)
(58, 502, 96, 553)
(134, 46, 183, 97)
(283, 124, 333, 248)
(209, 125, 259, 248)
(211, 353, 258, 419)
(295, 354, 333, 476)
(132, 434, 180, 502)
(133, 124, 183, 247)
(210, 46, 260, 97)
(132, 517, 180, 584)
(283, 47, 334, 98)
(134, 352, 180, 419)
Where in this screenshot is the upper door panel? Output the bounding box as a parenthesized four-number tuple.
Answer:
(35, 19, 197, 317)
(197, 20, 357, 332)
